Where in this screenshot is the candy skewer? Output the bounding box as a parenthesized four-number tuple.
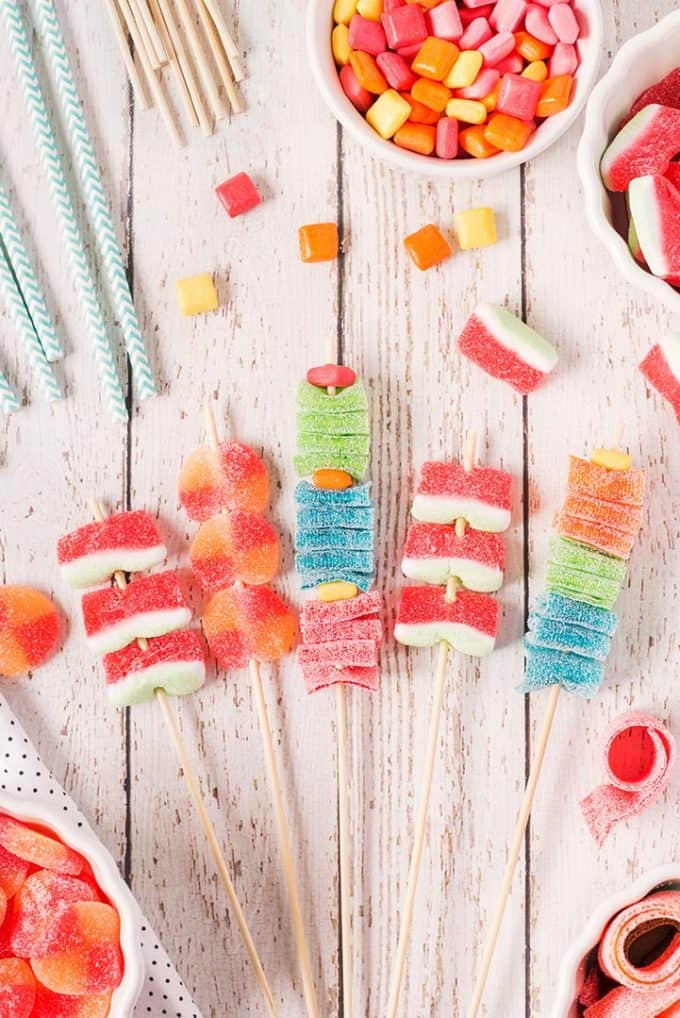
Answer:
(89, 497, 278, 1018)
(102, 0, 152, 109)
(386, 433, 476, 1018)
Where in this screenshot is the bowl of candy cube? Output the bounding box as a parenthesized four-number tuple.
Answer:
(552, 864, 680, 1018)
(307, 0, 603, 178)
(0, 791, 144, 1016)
(578, 10, 680, 314)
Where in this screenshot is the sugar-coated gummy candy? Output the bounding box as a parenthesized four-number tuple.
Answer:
(458, 303, 557, 394)
(297, 504, 374, 530)
(297, 380, 368, 416)
(295, 550, 375, 591)
(306, 364, 357, 389)
(567, 456, 645, 507)
(103, 630, 206, 708)
(203, 586, 296, 670)
(298, 639, 378, 669)
(298, 591, 382, 693)
(0, 843, 30, 900)
(402, 522, 505, 591)
(298, 408, 369, 436)
(190, 511, 279, 591)
(81, 570, 191, 655)
(57, 511, 166, 589)
(175, 273, 219, 316)
(601, 105, 680, 193)
(413, 460, 512, 532)
(300, 663, 379, 694)
(403, 224, 452, 270)
(11, 871, 99, 959)
(526, 617, 612, 662)
(546, 537, 625, 610)
(0, 958, 35, 1018)
(453, 207, 497, 249)
(522, 644, 604, 698)
(395, 585, 497, 655)
(562, 492, 643, 533)
(640, 335, 680, 423)
(178, 441, 269, 522)
(0, 587, 63, 678)
(31, 902, 122, 996)
(299, 223, 340, 263)
(32, 985, 112, 1017)
(215, 172, 261, 218)
(0, 818, 83, 879)
(300, 591, 382, 642)
(555, 513, 637, 561)
(626, 68, 680, 125)
(296, 381, 370, 480)
(629, 174, 680, 281)
(533, 592, 618, 636)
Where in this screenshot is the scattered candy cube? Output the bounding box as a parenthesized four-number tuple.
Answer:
(404, 224, 452, 270)
(215, 172, 261, 218)
(175, 273, 219, 316)
(367, 88, 413, 136)
(299, 223, 340, 262)
(454, 206, 497, 249)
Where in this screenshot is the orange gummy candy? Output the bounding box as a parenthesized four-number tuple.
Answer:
(459, 125, 500, 159)
(411, 78, 451, 113)
(567, 456, 645, 507)
(394, 122, 437, 155)
(299, 223, 340, 263)
(0, 817, 83, 877)
(536, 75, 574, 118)
(31, 902, 123, 997)
(348, 51, 387, 94)
(400, 93, 440, 125)
(484, 112, 534, 152)
(555, 514, 637, 561)
(190, 511, 279, 591)
(514, 30, 554, 62)
(0, 958, 35, 1018)
(404, 224, 452, 271)
(411, 37, 459, 82)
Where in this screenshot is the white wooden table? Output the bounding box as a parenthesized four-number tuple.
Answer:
(1, 2, 679, 1015)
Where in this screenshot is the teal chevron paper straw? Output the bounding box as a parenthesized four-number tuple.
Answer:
(0, 365, 20, 414)
(34, 0, 156, 399)
(0, 242, 61, 403)
(1, 0, 127, 421)
(0, 178, 63, 363)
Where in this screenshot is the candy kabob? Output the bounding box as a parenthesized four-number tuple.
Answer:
(57, 504, 276, 1017)
(178, 407, 317, 1018)
(388, 436, 511, 1018)
(468, 446, 646, 1018)
(294, 359, 383, 1018)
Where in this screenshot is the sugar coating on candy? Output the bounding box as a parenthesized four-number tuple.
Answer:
(103, 630, 206, 708)
(31, 901, 123, 996)
(57, 511, 166, 589)
(81, 571, 191, 655)
(629, 174, 680, 279)
(555, 513, 637, 560)
(533, 592, 618, 636)
(598, 891, 680, 991)
(301, 663, 379, 694)
(11, 871, 99, 959)
(395, 585, 497, 655)
(561, 492, 643, 535)
(203, 586, 297, 669)
(525, 619, 612, 662)
(32, 985, 112, 1017)
(298, 639, 379, 669)
(296, 480, 373, 508)
(296, 526, 373, 552)
(626, 67, 680, 124)
(567, 456, 645, 507)
(522, 644, 604, 698)
(402, 522, 505, 591)
(0, 587, 63, 678)
(297, 409, 370, 436)
(297, 380, 368, 415)
(458, 303, 557, 395)
(0, 958, 35, 1018)
(0, 819, 83, 879)
(297, 432, 371, 460)
(190, 512, 279, 592)
(601, 105, 680, 192)
(295, 549, 375, 590)
(546, 538, 625, 609)
(297, 505, 375, 531)
(412, 461, 512, 531)
(302, 590, 382, 628)
(178, 441, 269, 522)
(298, 591, 382, 693)
(640, 335, 680, 422)
(0, 843, 30, 900)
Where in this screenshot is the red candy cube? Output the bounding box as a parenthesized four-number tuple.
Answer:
(216, 172, 261, 218)
(381, 4, 427, 49)
(348, 13, 387, 55)
(339, 64, 373, 113)
(426, 1, 463, 41)
(376, 51, 417, 90)
(497, 73, 542, 121)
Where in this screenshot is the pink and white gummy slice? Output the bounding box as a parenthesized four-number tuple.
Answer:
(601, 104, 680, 192)
(402, 522, 504, 591)
(394, 585, 498, 656)
(639, 334, 680, 422)
(81, 571, 192, 654)
(103, 630, 205, 708)
(57, 510, 166, 588)
(458, 303, 558, 395)
(412, 461, 512, 532)
(628, 174, 680, 280)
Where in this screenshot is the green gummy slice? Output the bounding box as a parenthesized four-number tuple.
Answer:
(546, 564, 622, 610)
(297, 409, 369, 436)
(548, 538, 627, 581)
(297, 432, 370, 459)
(297, 380, 368, 414)
(294, 452, 368, 481)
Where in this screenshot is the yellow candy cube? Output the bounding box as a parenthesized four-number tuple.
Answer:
(332, 24, 351, 65)
(318, 581, 359, 603)
(176, 273, 219, 316)
(522, 60, 548, 82)
(357, 0, 383, 20)
(590, 448, 633, 472)
(453, 207, 497, 250)
(366, 89, 411, 139)
(445, 98, 487, 125)
(444, 50, 483, 89)
(333, 0, 358, 24)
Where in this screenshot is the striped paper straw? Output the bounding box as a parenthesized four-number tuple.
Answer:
(0, 365, 20, 415)
(0, 242, 61, 403)
(0, 177, 63, 362)
(34, 0, 156, 400)
(1, 0, 128, 422)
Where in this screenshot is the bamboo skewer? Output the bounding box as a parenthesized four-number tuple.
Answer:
(133, 0, 166, 65)
(156, 0, 211, 135)
(203, 0, 244, 82)
(174, 0, 226, 120)
(102, 0, 151, 109)
(336, 682, 353, 1018)
(148, 0, 199, 128)
(129, 0, 162, 68)
(197, 0, 243, 115)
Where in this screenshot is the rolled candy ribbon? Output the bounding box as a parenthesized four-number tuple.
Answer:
(580, 712, 675, 846)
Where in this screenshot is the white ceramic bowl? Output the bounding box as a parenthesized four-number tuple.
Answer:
(552, 864, 680, 1018)
(577, 10, 680, 314)
(0, 791, 145, 1017)
(307, 0, 604, 179)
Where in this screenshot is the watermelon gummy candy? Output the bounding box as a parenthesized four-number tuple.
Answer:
(394, 585, 497, 655)
(178, 441, 269, 522)
(625, 68, 680, 124)
(203, 586, 297, 669)
(457, 304, 557, 395)
(11, 871, 99, 958)
(640, 335, 680, 422)
(81, 570, 191, 654)
(103, 629, 206, 708)
(567, 456, 645, 507)
(402, 522, 504, 591)
(57, 510, 166, 589)
(0, 957, 35, 1018)
(601, 105, 680, 192)
(31, 901, 123, 996)
(0, 818, 83, 878)
(0, 586, 63, 678)
(628, 174, 680, 280)
(190, 511, 280, 591)
(412, 461, 512, 532)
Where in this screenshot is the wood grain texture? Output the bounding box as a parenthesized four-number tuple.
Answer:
(0, 0, 678, 1015)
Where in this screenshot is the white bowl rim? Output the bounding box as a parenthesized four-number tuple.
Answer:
(551, 863, 680, 1018)
(306, 0, 605, 179)
(0, 790, 145, 1017)
(576, 8, 680, 314)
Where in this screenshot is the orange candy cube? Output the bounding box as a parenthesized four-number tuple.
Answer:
(299, 223, 340, 262)
(394, 122, 437, 155)
(411, 37, 459, 82)
(348, 51, 387, 94)
(514, 30, 553, 63)
(483, 112, 534, 152)
(400, 93, 440, 124)
(459, 124, 499, 159)
(404, 224, 452, 270)
(536, 75, 574, 118)
(481, 81, 501, 113)
(411, 78, 451, 113)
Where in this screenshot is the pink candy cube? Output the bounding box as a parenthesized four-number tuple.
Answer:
(479, 31, 516, 67)
(490, 0, 527, 32)
(426, 0, 463, 42)
(497, 72, 542, 120)
(548, 2, 580, 43)
(549, 41, 578, 76)
(348, 14, 386, 55)
(436, 116, 458, 158)
(459, 16, 492, 50)
(339, 64, 373, 113)
(533, 0, 564, 6)
(216, 172, 260, 218)
(524, 4, 558, 44)
(494, 53, 524, 74)
(460, 3, 493, 21)
(381, 5, 427, 49)
(456, 67, 499, 99)
(376, 50, 417, 90)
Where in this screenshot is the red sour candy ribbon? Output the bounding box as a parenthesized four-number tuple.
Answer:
(306, 364, 357, 389)
(580, 713, 675, 847)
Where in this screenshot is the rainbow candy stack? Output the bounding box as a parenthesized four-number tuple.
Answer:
(523, 450, 646, 697)
(294, 364, 382, 693)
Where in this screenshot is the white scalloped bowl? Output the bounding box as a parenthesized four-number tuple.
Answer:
(577, 10, 680, 314)
(307, 0, 604, 179)
(0, 791, 144, 1017)
(552, 864, 680, 1018)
